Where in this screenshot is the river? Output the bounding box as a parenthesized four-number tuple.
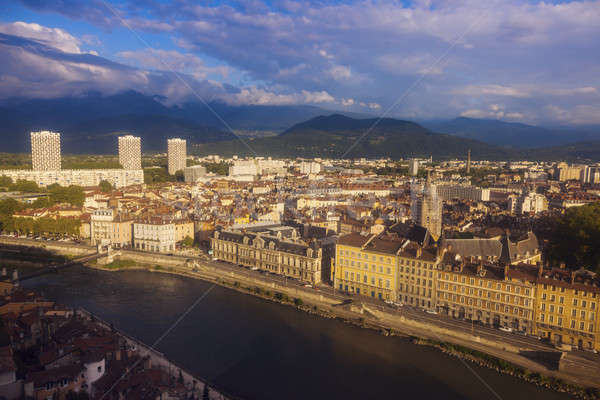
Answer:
(20, 266, 571, 400)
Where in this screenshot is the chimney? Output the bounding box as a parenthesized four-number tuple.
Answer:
(477, 259, 484, 273)
(537, 262, 543, 278)
(571, 270, 576, 284)
(504, 264, 509, 280)
(416, 247, 422, 258)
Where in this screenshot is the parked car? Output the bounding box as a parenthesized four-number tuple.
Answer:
(425, 310, 438, 315)
(499, 326, 513, 333)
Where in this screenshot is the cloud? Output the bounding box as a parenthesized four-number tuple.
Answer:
(117, 48, 230, 80)
(228, 87, 335, 105)
(341, 98, 354, 106)
(0, 21, 82, 53)
(460, 104, 524, 121)
(10, 0, 600, 124)
(328, 65, 351, 81)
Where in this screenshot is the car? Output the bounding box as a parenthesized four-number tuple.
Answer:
(385, 300, 394, 305)
(250, 267, 259, 271)
(499, 326, 513, 333)
(393, 302, 404, 307)
(303, 284, 312, 288)
(425, 310, 438, 315)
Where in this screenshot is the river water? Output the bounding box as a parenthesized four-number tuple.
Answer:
(20, 266, 571, 400)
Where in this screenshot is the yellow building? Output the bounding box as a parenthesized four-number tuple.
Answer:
(334, 232, 400, 301)
(397, 243, 439, 310)
(535, 267, 600, 351)
(436, 258, 537, 333)
(174, 220, 195, 242)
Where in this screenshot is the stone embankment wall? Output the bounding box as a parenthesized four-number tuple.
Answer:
(0, 237, 96, 256)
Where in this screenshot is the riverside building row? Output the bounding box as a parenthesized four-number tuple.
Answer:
(211, 225, 325, 285)
(333, 228, 600, 351)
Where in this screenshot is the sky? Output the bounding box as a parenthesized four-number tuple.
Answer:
(1, 0, 599, 125)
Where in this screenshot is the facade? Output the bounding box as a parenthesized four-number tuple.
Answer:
(335, 232, 400, 301)
(133, 219, 176, 253)
(211, 226, 322, 284)
(183, 165, 207, 183)
(174, 220, 195, 242)
(299, 161, 322, 174)
(90, 208, 133, 247)
(437, 184, 490, 202)
(397, 242, 439, 310)
(436, 261, 537, 333)
(167, 138, 187, 175)
(535, 267, 600, 350)
(0, 169, 144, 188)
(31, 131, 61, 171)
(508, 191, 548, 214)
(229, 160, 258, 176)
(408, 159, 419, 176)
(555, 162, 584, 181)
(411, 181, 442, 240)
(118, 135, 142, 170)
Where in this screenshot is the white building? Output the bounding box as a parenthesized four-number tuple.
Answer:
(31, 131, 61, 171)
(299, 161, 321, 174)
(229, 160, 258, 176)
(408, 159, 419, 176)
(437, 184, 490, 202)
(508, 192, 548, 214)
(167, 138, 187, 175)
(133, 219, 176, 253)
(0, 169, 144, 188)
(118, 135, 142, 170)
(184, 165, 207, 183)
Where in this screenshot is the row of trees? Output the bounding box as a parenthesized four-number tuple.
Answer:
(0, 176, 86, 207)
(1, 216, 81, 236)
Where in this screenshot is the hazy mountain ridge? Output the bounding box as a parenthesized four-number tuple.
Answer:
(421, 117, 600, 148)
(193, 114, 510, 159)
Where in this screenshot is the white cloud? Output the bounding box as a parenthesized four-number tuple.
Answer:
(0, 21, 82, 53)
(341, 98, 354, 106)
(118, 48, 230, 80)
(328, 65, 351, 81)
(228, 87, 335, 105)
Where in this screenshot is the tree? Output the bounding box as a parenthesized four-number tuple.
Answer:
(181, 236, 194, 247)
(99, 180, 112, 193)
(202, 383, 210, 400)
(174, 170, 184, 182)
(0, 175, 12, 187)
(9, 179, 39, 193)
(547, 202, 600, 272)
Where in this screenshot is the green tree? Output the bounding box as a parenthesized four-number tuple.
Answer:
(181, 235, 195, 247)
(174, 170, 184, 182)
(9, 179, 39, 192)
(99, 180, 113, 193)
(0, 175, 13, 187)
(547, 202, 600, 272)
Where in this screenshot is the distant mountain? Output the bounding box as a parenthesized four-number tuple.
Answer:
(421, 117, 600, 148)
(522, 141, 600, 161)
(0, 91, 367, 153)
(193, 114, 510, 159)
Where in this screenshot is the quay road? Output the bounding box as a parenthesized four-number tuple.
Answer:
(3, 237, 600, 370)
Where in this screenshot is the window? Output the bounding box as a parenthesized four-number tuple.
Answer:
(559, 296, 564, 304)
(573, 299, 578, 306)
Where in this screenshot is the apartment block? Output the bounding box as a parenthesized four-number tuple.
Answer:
(167, 138, 186, 175)
(118, 135, 142, 170)
(31, 131, 61, 171)
(133, 218, 176, 253)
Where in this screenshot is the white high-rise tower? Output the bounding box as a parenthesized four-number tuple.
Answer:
(118, 135, 142, 170)
(31, 131, 61, 171)
(167, 138, 186, 175)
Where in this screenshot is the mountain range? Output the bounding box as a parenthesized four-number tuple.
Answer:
(1, 91, 600, 160)
(421, 117, 600, 149)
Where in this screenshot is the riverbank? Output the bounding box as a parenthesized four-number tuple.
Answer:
(2, 237, 598, 398)
(87, 257, 600, 399)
